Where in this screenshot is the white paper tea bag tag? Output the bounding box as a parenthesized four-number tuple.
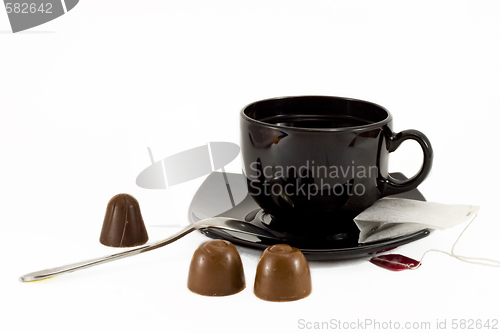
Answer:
(354, 197, 480, 243)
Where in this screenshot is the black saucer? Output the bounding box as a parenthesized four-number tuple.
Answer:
(188, 171, 430, 260)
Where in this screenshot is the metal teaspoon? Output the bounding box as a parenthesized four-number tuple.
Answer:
(19, 217, 277, 282)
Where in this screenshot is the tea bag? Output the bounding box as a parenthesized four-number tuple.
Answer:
(354, 197, 480, 244)
(355, 198, 500, 270)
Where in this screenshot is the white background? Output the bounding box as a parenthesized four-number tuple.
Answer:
(2, 1, 499, 332)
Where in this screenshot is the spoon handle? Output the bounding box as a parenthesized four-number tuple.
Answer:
(19, 223, 198, 282)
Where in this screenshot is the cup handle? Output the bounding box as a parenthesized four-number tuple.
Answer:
(381, 129, 433, 196)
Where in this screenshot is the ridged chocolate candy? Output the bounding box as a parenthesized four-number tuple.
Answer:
(254, 244, 312, 301)
(188, 240, 245, 296)
(99, 194, 148, 247)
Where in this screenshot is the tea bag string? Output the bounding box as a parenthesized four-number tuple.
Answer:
(411, 214, 500, 269)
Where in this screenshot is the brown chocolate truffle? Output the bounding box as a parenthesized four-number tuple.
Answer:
(254, 244, 311, 302)
(188, 240, 245, 296)
(99, 194, 148, 247)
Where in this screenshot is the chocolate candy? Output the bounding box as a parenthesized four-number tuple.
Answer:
(99, 194, 149, 247)
(188, 240, 245, 296)
(254, 244, 312, 302)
